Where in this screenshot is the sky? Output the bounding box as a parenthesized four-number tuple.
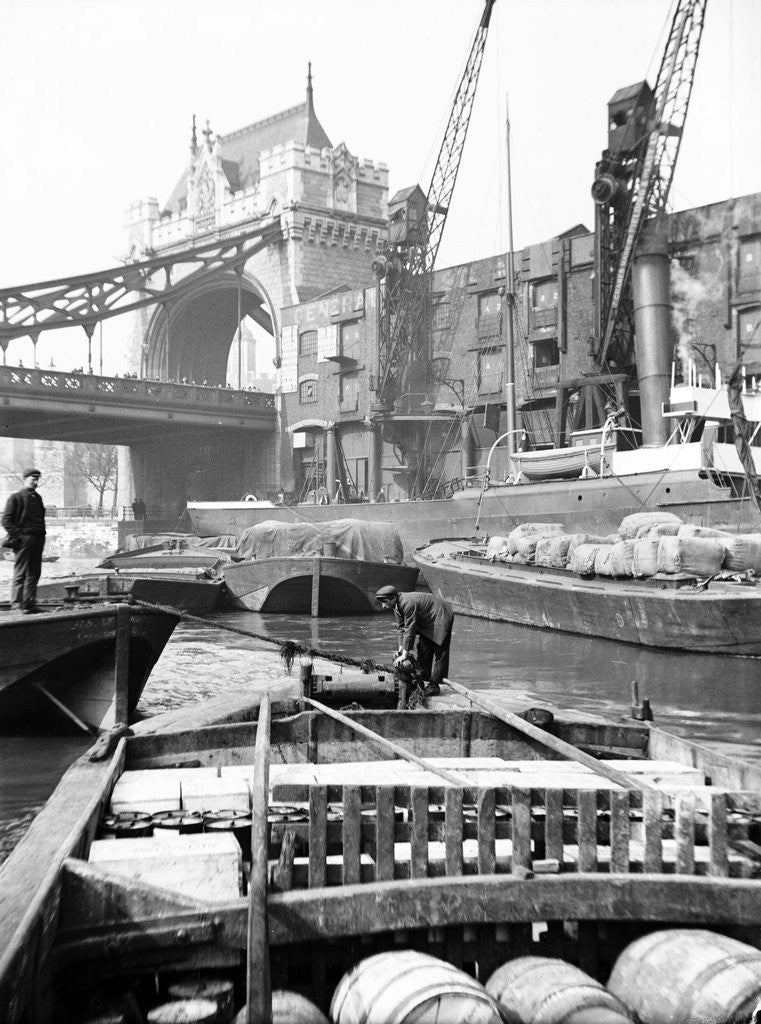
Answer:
(1, 0, 759, 371)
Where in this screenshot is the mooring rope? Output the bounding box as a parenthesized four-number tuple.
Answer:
(129, 598, 393, 676)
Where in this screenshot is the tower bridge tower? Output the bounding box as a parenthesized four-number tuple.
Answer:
(122, 67, 388, 508)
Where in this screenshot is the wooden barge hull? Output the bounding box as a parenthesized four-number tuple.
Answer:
(36, 572, 226, 614)
(223, 555, 419, 614)
(415, 540, 761, 655)
(4, 696, 761, 1022)
(0, 605, 179, 731)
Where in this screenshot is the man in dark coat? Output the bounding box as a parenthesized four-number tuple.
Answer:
(2, 468, 46, 613)
(376, 586, 454, 696)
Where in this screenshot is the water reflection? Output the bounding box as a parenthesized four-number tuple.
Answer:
(2, 560, 761, 862)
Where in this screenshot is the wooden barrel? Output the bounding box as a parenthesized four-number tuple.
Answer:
(153, 811, 204, 837)
(204, 816, 252, 860)
(167, 978, 234, 1021)
(147, 999, 218, 1023)
(99, 812, 153, 839)
(330, 951, 503, 1024)
(486, 956, 633, 1023)
(607, 929, 761, 1024)
(232, 991, 329, 1024)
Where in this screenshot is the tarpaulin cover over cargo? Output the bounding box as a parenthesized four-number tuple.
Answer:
(234, 519, 405, 563)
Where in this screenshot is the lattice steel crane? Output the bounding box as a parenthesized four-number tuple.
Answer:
(370, 0, 496, 414)
(592, 0, 708, 371)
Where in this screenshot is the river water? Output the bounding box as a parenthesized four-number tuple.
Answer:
(2, 555, 761, 862)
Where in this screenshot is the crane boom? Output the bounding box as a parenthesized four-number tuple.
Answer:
(373, 0, 496, 412)
(594, 0, 707, 368)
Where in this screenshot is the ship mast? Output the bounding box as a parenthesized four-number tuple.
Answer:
(503, 94, 517, 462)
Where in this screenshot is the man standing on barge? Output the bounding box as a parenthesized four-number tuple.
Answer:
(2, 468, 46, 613)
(375, 586, 454, 696)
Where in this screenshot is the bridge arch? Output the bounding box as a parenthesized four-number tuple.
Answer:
(143, 268, 279, 385)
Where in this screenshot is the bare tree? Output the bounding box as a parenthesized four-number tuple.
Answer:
(68, 444, 118, 512)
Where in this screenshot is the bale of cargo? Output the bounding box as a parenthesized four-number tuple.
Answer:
(569, 543, 610, 576)
(486, 956, 633, 1023)
(602, 540, 633, 577)
(535, 534, 574, 568)
(677, 524, 733, 540)
(657, 536, 725, 576)
(507, 523, 563, 555)
(631, 538, 660, 577)
(594, 545, 619, 577)
(607, 929, 761, 1024)
(618, 511, 682, 540)
(644, 522, 681, 538)
(723, 533, 761, 572)
(331, 951, 503, 1024)
(485, 536, 511, 561)
(567, 534, 615, 559)
(513, 535, 550, 561)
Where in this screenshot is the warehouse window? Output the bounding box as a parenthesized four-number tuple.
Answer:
(533, 338, 560, 368)
(532, 279, 558, 309)
(478, 291, 502, 319)
(433, 297, 451, 330)
(340, 321, 361, 361)
(739, 306, 761, 362)
(478, 346, 502, 394)
(299, 378, 317, 404)
(299, 330, 318, 357)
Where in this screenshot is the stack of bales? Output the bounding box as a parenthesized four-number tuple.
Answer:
(488, 514, 761, 579)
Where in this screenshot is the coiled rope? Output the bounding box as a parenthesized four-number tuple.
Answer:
(129, 598, 393, 676)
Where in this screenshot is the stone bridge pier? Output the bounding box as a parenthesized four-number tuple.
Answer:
(126, 428, 277, 519)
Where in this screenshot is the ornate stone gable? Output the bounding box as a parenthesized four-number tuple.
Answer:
(331, 142, 359, 214)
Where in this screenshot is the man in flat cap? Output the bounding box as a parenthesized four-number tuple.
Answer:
(375, 585, 454, 696)
(2, 468, 46, 613)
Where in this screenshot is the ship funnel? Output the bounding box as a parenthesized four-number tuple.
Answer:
(632, 220, 672, 447)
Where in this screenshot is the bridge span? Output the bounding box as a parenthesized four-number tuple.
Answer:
(0, 366, 279, 506)
(0, 365, 275, 444)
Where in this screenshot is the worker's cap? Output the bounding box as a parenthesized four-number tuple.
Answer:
(375, 585, 398, 601)
(22, 468, 41, 479)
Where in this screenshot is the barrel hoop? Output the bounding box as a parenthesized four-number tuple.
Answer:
(681, 952, 761, 1024)
(532, 984, 620, 1021)
(390, 980, 492, 1024)
(332, 955, 452, 1024)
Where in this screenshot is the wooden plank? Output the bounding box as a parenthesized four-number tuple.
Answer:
(302, 698, 472, 786)
(308, 786, 327, 889)
(577, 790, 598, 873)
(609, 790, 630, 874)
(442, 678, 655, 792)
(675, 791, 696, 876)
(264, 874, 761, 944)
(643, 789, 664, 874)
(709, 792, 729, 878)
(410, 787, 429, 879)
(445, 788, 464, 877)
(342, 786, 362, 886)
(0, 741, 126, 1024)
(128, 683, 296, 737)
(544, 788, 564, 866)
(246, 693, 271, 1024)
(375, 786, 396, 882)
(511, 788, 532, 873)
(477, 788, 496, 875)
(59, 858, 206, 933)
(271, 830, 296, 893)
(113, 604, 131, 726)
